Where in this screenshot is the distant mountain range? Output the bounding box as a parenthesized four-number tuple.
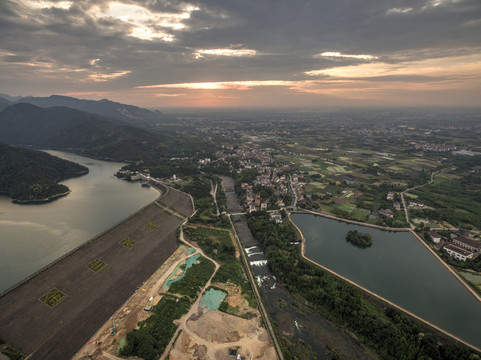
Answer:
(0, 102, 165, 161)
(0, 94, 163, 129)
(0, 143, 89, 202)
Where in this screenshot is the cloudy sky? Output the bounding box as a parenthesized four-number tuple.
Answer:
(1, 0, 480, 108)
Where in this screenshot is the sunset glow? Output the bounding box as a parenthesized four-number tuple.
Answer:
(1, 0, 480, 108)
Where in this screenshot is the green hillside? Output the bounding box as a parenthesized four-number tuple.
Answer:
(0, 144, 88, 202)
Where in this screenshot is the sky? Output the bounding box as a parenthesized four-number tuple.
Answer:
(0, 0, 480, 109)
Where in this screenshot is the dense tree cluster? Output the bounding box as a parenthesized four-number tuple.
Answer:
(345, 230, 373, 248)
(184, 226, 255, 312)
(175, 175, 230, 228)
(0, 143, 88, 201)
(247, 211, 480, 360)
(120, 257, 214, 359)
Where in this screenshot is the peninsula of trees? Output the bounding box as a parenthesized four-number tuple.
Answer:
(346, 230, 373, 248)
(0, 143, 88, 202)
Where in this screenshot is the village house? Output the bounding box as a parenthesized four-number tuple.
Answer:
(378, 208, 394, 219)
(429, 231, 442, 244)
(270, 213, 283, 224)
(408, 201, 424, 209)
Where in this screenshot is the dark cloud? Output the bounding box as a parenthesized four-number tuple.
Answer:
(0, 0, 479, 106)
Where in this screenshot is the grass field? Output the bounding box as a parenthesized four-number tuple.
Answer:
(120, 237, 136, 249)
(327, 165, 347, 173)
(39, 289, 66, 308)
(87, 259, 107, 273)
(146, 221, 158, 229)
(335, 203, 356, 213)
(333, 203, 371, 221)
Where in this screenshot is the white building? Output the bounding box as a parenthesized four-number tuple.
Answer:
(429, 231, 442, 244)
(444, 243, 473, 262)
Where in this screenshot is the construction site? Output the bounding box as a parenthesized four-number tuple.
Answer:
(73, 226, 276, 360)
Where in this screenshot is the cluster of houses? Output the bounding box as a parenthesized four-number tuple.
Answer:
(414, 143, 456, 152)
(241, 169, 303, 212)
(214, 145, 307, 211)
(115, 169, 141, 181)
(378, 192, 400, 219)
(242, 183, 271, 212)
(378, 208, 394, 219)
(408, 201, 425, 209)
(214, 146, 272, 172)
(428, 231, 481, 262)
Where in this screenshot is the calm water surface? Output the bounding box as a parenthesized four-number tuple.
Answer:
(0, 151, 158, 293)
(291, 213, 481, 349)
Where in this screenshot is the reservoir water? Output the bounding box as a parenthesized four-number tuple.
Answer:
(291, 213, 481, 349)
(0, 151, 159, 294)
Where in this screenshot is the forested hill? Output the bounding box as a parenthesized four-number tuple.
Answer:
(0, 143, 88, 202)
(0, 103, 166, 161)
(0, 95, 163, 129)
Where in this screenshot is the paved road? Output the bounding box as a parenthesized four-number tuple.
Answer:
(401, 170, 440, 228)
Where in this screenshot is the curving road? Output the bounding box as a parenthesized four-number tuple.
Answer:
(401, 170, 440, 228)
(159, 225, 220, 360)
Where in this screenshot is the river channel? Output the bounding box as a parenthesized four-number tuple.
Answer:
(0, 151, 159, 294)
(291, 213, 481, 350)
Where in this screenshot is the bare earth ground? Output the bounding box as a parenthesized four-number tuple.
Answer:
(78, 221, 275, 360)
(170, 310, 276, 360)
(0, 185, 192, 360)
(168, 225, 276, 360)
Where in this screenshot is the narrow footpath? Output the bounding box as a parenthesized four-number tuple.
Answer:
(210, 180, 220, 216)
(401, 169, 440, 228)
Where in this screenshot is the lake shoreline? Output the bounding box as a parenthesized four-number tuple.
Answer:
(294, 209, 481, 304)
(289, 212, 481, 353)
(410, 229, 481, 303)
(12, 190, 72, 204)
(293, 209, 411, 232)
(0, 185, 162, 299)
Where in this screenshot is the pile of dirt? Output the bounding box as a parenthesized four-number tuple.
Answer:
(213, 282, 257, 318)
(169, 310, 276, 359)
(188, 311, 241, 343)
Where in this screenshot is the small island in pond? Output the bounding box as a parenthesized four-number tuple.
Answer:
(0, 143, 89, 203)
(346, 230, 373, 248)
